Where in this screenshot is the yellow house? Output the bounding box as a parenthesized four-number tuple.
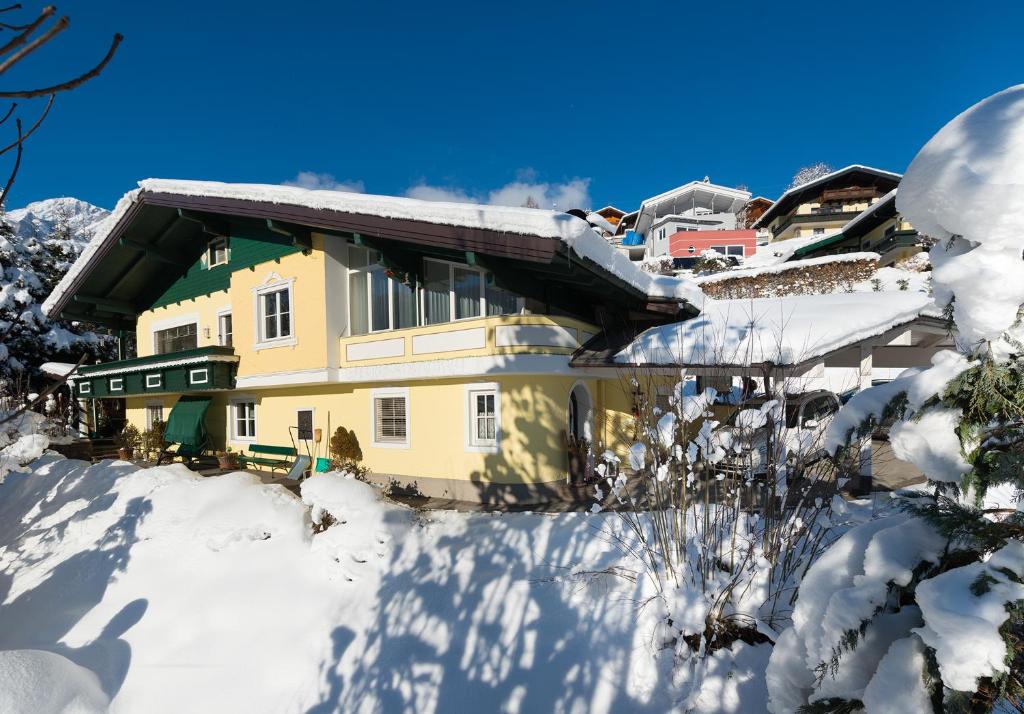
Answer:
(43, 180, 700, 504)
(753, 165, 902, 243)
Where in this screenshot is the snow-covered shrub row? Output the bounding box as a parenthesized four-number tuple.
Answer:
(697, 254, 879, 299)
(768, 84, 1024, 712)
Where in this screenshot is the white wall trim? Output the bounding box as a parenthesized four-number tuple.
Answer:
(233, 354, 586, 390)
(145, 373, 162, 389)
(346, 337, 405, 362)
(369, 386, 410, 450)
(150, 312, 200, 333)
(189, 367, 209, 385)
(412, 327, 486, 355)
(109, 377, 123, 392)
(463, 381, 501, 454)
(495, 324, 577, 349)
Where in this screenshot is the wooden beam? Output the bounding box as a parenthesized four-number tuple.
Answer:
(73, 294, 137, 314)
(119, 237, 193, 268)
(176, 208, 229, 237)
(266, 219, 312, 250)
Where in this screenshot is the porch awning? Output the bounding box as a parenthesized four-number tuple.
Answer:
(164, 395, 212, 448)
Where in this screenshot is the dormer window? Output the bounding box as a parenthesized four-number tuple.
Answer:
(208, 237, 229, 268)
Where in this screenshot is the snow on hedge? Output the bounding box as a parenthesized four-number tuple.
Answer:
(44, 180, 703, 318)
(898, 83, 1024, 358)
(694, 251, 880, 285)
(617, 291, 933, 367)
(0, 456, 777, 712)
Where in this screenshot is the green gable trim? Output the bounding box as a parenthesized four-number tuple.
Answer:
(150, 234, 301, 309)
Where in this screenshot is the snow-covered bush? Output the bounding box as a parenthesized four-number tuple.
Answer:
(0, 200, 116, 379)
(768, 85, 1024, 713)
(594, 367, 848, 697)
(692, 249, 732, 275)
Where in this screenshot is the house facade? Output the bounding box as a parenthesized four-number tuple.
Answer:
(752, 165, 902, 243)
(44, 181, 699, 503)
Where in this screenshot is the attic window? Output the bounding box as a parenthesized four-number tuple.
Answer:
(208, 238, 229, 267)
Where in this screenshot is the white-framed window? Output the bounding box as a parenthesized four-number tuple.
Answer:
(370, 387, 409, 448)
(347, 248, 522, 336)
(465, 383, 500, 452)
(230, 399, 256, 441)
(217, 311, 233, 348)
(726, 245, 745, 257)
(208, 237, 229, 267)
(78, 381, 91, 394)
(421, 258, 521, 326)
(189, 368, 209, 385)
(109, 377, 123, 392)
(145, 403, 164, 429)
(145, 373, 162, 389)
(154, 323, 198, 355)
(254, 279, 296, 348)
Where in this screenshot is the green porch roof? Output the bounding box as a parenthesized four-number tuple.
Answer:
(74, 346, 238, 398)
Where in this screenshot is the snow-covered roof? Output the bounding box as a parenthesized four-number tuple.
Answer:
(739, 231, 845, 269)
(44, 180, 703, 318)
(693, 251, 880, 285)
(752, 165, 903, 229)
(616, 291, 935, 367)
(38, 362, 78, 378)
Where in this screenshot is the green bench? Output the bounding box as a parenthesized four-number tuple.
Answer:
(238, 444, 297, 472)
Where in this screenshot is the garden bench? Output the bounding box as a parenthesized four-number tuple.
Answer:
(238, 444, 297, 472)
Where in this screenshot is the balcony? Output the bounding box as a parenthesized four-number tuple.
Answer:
(74, 345, 239, 398)
(772, 211, 861, 238)
(340, 314, 597, 368)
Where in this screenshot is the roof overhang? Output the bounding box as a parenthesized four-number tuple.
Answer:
(46, 186, 697, 326)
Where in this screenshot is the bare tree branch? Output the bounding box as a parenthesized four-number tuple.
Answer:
(0, 31, 122, 98)
(0, 100, 15, 126)
(0, 12, 66, 76)
(0, 115, 22, 206)
(0, 4, 53, 58)
(0, 92, 51, 156)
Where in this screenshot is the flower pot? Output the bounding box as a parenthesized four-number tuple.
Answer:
(217, 453, 239, 470)
(117, 447, 134, 461)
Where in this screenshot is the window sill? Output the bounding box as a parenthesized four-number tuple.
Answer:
(371, 440, 410, 450)
(465, 443, 499, 454)
(253, 336, 297, 351)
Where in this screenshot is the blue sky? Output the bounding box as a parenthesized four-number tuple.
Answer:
(5, 0, 1024, 212)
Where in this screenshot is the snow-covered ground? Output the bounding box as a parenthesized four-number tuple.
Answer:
(0, 456, 789, 714)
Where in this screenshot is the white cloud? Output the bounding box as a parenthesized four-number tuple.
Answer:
(405, 174, 591, 211)
(283, 171, 365, 193)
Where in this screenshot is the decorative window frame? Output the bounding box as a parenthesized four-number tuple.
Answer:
(109, 377, 124, 392)
(369, 386, 410, 449)
(188, 368, 209, 386)
(78, 381, 91, 395)
(145, 373, 162, 389)
(228, 395, 257, 443)
(252, 274, 297, 350)
(464, 382, 500, 453)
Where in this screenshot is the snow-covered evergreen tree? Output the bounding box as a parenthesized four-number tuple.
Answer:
(767, 86, 1024, 713)
(0, 198, 115, 382)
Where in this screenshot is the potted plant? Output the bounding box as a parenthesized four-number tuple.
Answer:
(115, 424, 141, 461)
(216, 447, 239, 471)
